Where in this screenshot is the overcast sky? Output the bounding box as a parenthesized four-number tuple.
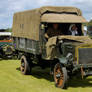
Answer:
(0, 0, 92, 29)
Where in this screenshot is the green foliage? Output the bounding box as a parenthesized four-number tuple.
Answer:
(83, 20, 92, 26)
(0, 60, 92, 92)
(6, 28, 12, 32)
(87, 20, 92, 26)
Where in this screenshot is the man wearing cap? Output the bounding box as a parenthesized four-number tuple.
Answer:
(68, 24, 79, 36)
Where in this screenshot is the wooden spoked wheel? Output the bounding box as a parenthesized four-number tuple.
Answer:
(54, 63, 67, 89)
(20, 55, 31, 75)
(20, 58, 25, 73)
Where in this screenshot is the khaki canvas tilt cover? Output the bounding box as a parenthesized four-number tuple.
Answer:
(12, 6, 87, 41)
(41, 14, 87, 23)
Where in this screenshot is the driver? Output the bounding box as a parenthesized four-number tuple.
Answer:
(45, 23, 63, 39)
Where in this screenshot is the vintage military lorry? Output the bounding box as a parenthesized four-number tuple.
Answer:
(12, 6, 92, 89)
(0, 32, 14, 58)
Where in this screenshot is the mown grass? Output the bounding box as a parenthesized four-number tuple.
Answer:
(0, 59, 92, 92)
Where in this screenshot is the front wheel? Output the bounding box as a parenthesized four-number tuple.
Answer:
(54, 63, 68, 89)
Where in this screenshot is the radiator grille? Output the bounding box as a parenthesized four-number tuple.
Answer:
(78, 48, 92, 64)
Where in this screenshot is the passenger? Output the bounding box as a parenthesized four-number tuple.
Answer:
(45, 23, 63, 39)
(68, 24, 78, 36)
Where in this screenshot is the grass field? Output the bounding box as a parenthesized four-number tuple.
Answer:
(0, 60, 92, 92)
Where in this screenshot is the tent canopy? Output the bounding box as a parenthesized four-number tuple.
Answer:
(0, 32, 11, 36)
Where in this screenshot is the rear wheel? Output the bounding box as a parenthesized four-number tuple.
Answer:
(54, 63, 68, 89)
(20, 55, 31, 75)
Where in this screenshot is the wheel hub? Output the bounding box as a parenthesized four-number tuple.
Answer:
(56, 73, 61, 78)
(21, 63, 25, 67)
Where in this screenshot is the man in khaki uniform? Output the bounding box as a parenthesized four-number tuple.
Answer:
(45, 23, 63, 39)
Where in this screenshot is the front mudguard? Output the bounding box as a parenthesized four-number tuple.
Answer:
(58, 57, 68, 67)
